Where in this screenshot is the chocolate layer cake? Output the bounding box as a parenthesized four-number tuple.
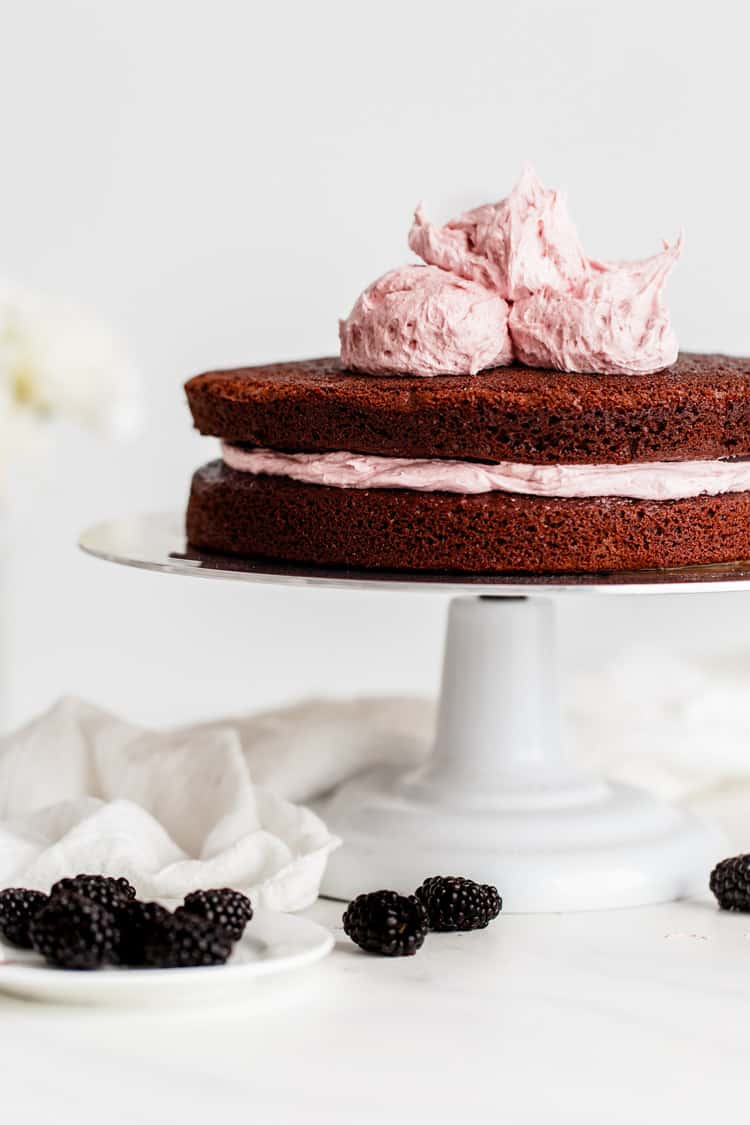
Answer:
(184, 171, 748, 575)
(185, 355, 750, 574)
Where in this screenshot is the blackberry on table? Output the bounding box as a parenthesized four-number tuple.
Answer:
(342, 890, 428, 957)
(178, 888, 253, 941)
(0, 888, 49, 949)
(29, 892, 118, 970)
(115, 900, 172, 966)
(142, 911, 234, 968)
(710, 854, 750, 911)
(416, 875, 502, 932)
(50, 874, 136, 916)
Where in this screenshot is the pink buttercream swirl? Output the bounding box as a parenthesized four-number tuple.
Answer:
(409, 166, 588, 302)
(340, 166, 681, 377)
(509, 237, 682, 375)
(222, 444, 749, 503)
(338, 265, 512, 376)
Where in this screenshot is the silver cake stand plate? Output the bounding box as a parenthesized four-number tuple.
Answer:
(80, 513, 743, 912)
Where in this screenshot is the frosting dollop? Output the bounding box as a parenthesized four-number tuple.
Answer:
(338, 265, 513, 377)
(408, 166, 587, 301)
(340, 167, 681, 377)
(509, 238, 682, 376)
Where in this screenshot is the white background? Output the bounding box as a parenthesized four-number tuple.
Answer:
(3, 0, 750, 730)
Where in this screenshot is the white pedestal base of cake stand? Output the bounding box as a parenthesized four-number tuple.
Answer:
(316, 596, 723, 910)
(79, 514, 736, 913)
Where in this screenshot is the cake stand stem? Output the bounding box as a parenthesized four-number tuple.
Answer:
(318, 595, 725, 911)
(425, 596, 588, 797)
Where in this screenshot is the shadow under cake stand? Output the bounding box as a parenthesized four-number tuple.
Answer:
(80, 513, 744, 912)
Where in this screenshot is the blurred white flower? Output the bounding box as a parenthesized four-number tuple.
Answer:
(0, 282, 140, 475)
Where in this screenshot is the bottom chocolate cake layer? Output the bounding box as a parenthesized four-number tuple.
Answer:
(186, 460, 750, 574)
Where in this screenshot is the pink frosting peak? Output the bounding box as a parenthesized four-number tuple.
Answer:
(509, 236, 682, 375)
(338, 264, 513, 377)
(408, 166, 588, 301)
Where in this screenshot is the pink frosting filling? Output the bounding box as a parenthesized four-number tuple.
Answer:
(222, 444, 750, 502)
(338, 264, 512, 376)
(340, 167, 681, 377)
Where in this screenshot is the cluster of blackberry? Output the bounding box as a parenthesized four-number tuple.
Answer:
(343, 875, 502, 957)
(0, 875, 253, 971)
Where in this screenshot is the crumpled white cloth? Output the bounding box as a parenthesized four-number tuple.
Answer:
(567, 644, 750, 801)
(0, 697, 344, 909)
(2, 647, 750, 904)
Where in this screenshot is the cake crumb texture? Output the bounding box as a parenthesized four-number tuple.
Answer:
(185, 354, 750, 466)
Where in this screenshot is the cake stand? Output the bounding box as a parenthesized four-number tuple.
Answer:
(80, 513, 746, 912)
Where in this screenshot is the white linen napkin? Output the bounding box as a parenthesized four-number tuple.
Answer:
(0, 698, 341, 909)
(568, 644, 750, 800)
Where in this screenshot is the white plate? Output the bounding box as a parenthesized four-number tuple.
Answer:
(0, 908, 333, 1006)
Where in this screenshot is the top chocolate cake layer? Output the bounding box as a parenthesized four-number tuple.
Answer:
(185, 353, 750, 465)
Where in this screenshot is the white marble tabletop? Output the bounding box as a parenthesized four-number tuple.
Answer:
(3, 789, 748, 1124)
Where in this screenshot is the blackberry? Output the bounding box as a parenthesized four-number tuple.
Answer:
(115, 900, 171, 966)
(710, 854, 750, 911)
(0, 888, 49, 949)
(29, 892, 118, 970)
(342, 890, 428, 956)
(142, 911, 234, 968)
(178, 888, 253, 941)
(50, 874, 136, 916)
(416, 875, 502, 931)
